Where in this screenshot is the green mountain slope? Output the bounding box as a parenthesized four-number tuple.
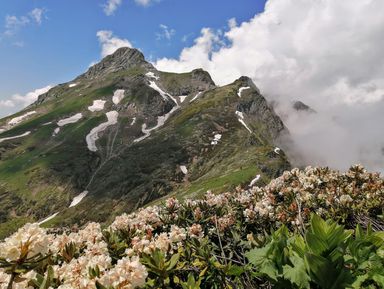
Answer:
(0, 47, 290, 238)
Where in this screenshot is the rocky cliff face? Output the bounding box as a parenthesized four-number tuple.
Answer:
(0, 47, 290, 238)
(80, 47, 154, 80)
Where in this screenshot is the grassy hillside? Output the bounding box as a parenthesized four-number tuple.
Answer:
(0, 63, 289, 239)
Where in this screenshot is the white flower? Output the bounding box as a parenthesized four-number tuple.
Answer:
(339, 194, 353, 205)
(0, 223, 51, 261)
(98, 256, 147, 289)
(169, 225, 186, 243)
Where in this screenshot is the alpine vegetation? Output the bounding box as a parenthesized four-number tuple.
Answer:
(0, 165, 383, 289)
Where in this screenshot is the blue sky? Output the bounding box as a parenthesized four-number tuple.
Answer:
(0, 0, 265, 108)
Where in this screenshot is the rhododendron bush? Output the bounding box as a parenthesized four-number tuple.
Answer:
(0, 165, 383, 288)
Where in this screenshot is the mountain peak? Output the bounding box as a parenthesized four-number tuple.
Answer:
(79, 47, 154, 80)
(292, 101, 316, 113)
(235, 76, 260, 93)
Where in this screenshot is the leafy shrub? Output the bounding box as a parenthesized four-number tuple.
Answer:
(0, 165, 383, 288)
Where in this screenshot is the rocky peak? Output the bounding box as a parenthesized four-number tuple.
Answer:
(78, 47, 154, 80)
(292, 101, 316, 113)
(191, 69, 216, 87)
(235, 76, 260, 93)
(234, 76, 286, 140)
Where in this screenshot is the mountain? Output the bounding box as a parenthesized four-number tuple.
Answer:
(0, 47, 290, 238)
(292, 100, 316, 113)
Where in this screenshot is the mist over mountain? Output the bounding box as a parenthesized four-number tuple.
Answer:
(155, 0, 384, 173)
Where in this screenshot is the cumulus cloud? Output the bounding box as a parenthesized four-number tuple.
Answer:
(103, 0, 122, 16)
(103, 0, 157, 15)
(96, 30, 132, 58)
(3, 8, 46, 37)
(29, 8, 46, 25)
(0, 85, 52, 117)
(155, 0, 384, 172)
(227, 18, 237, 29)
(4, 15, 30, 36)
(156, 24, 175, 41)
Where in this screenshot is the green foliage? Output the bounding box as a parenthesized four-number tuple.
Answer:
(246, 214, 384, 289)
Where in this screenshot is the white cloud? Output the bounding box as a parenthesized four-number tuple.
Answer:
(103, 0, 122, 16)
(96, 30, 132, 58)
(156, 27, 224, 74)
(103, 0, 157, 15)
(156, 24, 175, 41)
(227, 18, 237, 29)
(0, 85, 52, 117)
(155, 0, 384, 172)
(3, 8, 46, 37)
(134, 0, 154, 6)
(29, 8, 45, 25)
(4, 15, 29, 36)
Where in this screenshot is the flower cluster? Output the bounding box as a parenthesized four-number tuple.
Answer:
(0, 165, 382, 289)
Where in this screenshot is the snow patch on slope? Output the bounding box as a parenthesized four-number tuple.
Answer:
(57, 113, 83, 127)
(69, 191, 88, 207)
(112, 90, 125, 105)
(237, 86, 250, 98)
(190, 91, 203, 103)
(146, 71, 160, 80)
(86, 111, 119, 152)
(38, 212, 59, 225)
(134, 83, 180, 143)
(53, 127, 60, 136)
(235, 111, 252, 134)
(88, 100, 106, 112)
(274, 147, 281, 154)
(69, 83, 78, 88)
(0, 131, 31, 143)
(179, 95, 188, 103)
(134, 106, 178, 143)
(148, 81, 178, 104)
(8, 111, 36, 126)
(249, 175, 261, 187)
(180, 165, 188, 175)
(211, 134, 222, 145)
(130, 117, 136, 126)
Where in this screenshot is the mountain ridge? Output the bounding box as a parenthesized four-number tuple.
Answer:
(0, 47, 290, 238)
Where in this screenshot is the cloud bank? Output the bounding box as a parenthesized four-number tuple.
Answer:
(155, 0, 384, 172)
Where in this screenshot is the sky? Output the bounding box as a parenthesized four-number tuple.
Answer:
(0, 0, 263, 112)
(0, 0, 384, 172)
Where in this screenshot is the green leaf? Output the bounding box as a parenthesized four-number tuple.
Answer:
(245, 246, 270, 266)
(372, 273, 384, 287)
(304, 253, 352, 289)
(290, 235, 307, 257)
(352, 274, 370, 289)
(226, 264, 244, 277)
(283, 254, 310, 288)
(306, 232, 328, 255)
(166, 253, 180, 271)
(259, 259, 279, 281)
